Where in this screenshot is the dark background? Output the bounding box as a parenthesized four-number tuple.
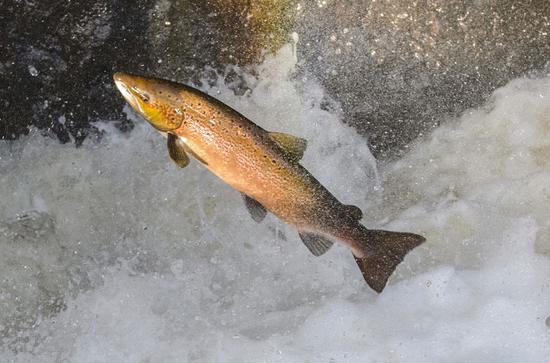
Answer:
(2, 0, 549, 159)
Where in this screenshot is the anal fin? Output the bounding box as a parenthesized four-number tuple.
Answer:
(299, 232, 334, 256)
(242, 194, 267, 222)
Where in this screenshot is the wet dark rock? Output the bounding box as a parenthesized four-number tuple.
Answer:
(1, 0, 549, 159)
(296, 0, 550, 158)
(148, 0, 296, 80)
(1, 0, 156, 144)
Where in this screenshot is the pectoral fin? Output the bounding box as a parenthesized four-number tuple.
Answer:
(242, 194, 267, 222)
(298, 232, 334, 256)
(167, 133, 190, 168)
(268, 132, 307, 162)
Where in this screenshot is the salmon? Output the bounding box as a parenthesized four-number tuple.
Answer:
(113, 72, 425, 292)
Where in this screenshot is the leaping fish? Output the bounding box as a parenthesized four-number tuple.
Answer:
(113, 72, 425, 292)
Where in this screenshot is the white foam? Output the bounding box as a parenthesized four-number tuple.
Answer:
(1, 45, 550, 361)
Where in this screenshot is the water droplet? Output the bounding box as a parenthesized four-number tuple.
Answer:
(28, 65, 38, 76)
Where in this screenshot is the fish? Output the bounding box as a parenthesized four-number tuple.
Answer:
(113, 72, 425, 293)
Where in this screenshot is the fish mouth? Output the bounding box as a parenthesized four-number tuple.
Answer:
(113, 71, 125, 83)
(113, 72, 143, 113)
(113, 72, 129, 93)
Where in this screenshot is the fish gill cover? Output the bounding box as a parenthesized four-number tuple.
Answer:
(1, 45, 550, 361)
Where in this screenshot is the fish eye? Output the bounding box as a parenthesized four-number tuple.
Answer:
(132, 87, 150, 103)
(138, 92, 150, 103)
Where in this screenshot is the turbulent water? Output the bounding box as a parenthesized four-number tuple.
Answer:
(1, 45, 549, 362)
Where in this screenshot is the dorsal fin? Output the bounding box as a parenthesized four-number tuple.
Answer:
(268, 132, 307, 162)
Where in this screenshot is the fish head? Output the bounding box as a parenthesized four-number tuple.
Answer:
(113, 72, 184, 132)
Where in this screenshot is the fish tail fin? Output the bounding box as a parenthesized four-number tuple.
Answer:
(352, 227, 425, 293)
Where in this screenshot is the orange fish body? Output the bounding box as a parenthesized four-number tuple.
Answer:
(114, 72, 425, 292)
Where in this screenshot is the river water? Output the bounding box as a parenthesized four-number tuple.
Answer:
(1, 45, 549, 362)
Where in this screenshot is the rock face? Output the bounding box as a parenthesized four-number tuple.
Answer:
(296, 0, 550, 158)
(148, 0, 296, 74)
(1, 0, 295, 143)
(1, 0, 155, 144)
(1, 0, 549, 158)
